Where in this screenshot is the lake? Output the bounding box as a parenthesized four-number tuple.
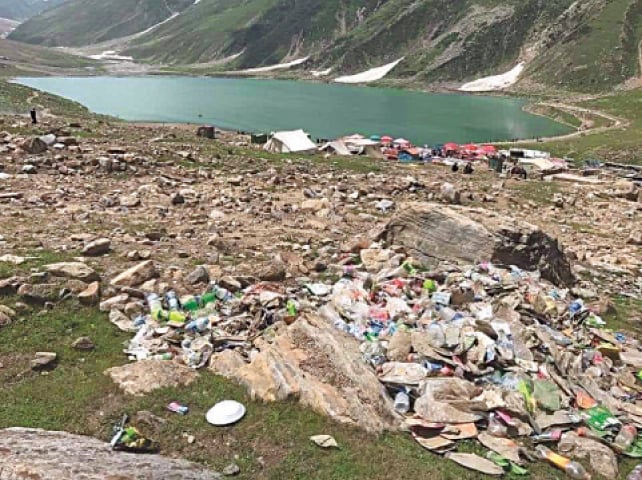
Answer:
(15, 76, 572, 144)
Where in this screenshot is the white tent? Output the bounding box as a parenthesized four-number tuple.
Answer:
(264, 129, 317, 154)
(319, 140, 352, 156)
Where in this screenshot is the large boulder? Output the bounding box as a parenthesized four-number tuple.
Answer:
(377, 203, 575, 287)
(0, 428, 221, 479)
(215, 314, 399, 433)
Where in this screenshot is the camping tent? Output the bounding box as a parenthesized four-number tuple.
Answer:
(264, 129, 317, 153)
(319, 140, 352, 156)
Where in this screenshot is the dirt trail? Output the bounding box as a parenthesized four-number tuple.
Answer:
(26, 91, 55, 119)
(501, 101, 628, 145)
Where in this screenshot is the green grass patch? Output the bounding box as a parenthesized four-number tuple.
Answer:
(605, 296, 642, 333)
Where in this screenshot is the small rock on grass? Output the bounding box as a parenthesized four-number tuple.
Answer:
(310, 435, 339, 449)
(72, 336, 95, 351)
(31, 352, 57, 371)
(82, 238, 111, 256)
(223, 464, 240, 476)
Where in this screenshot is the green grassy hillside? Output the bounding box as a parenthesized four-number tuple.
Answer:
(0, 0, 66, 21)
(10, 0, 195, 46)
(9, 0, 642, 92)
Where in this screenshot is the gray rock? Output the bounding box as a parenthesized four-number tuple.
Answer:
(82, 238, 111, 256)
(223, 464, 241, 476)
(386, 330, 412, 362)
(72, 336, 95, 350)
(377, 203, 575, 287)
(31, 352, 57, 371)
(18, 283, 59, 303)
(218, 276, 242, 292)
(21, 137, 48, 154)
(186, 265, 210, 285)
(227, 314, 399, 432)
(257, 262, 286, 282)
(171, 192, 185, 205)
(22, 164, 38, 174)
(78, 281, 100, 305)
(111, 260, 158, 287)
(106, 359, 198, 396)
(0, 428, 221, 479)
(45, 262, 100, 283)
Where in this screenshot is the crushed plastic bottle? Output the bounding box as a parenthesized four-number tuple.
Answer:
(535, 445, 591, 480)
(487, 412, 508, 437)
(427, 322, 446, 348)
(394, 389, 410, 414)
(614, 424, 638, 453)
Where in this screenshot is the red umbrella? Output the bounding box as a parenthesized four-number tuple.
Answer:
(443, 142, 459, 151)
(381, 135, 394, 143)
(462, 143, 480, 152)
(480, 144, 497, 153)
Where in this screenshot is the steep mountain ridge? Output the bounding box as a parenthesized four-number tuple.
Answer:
(10, 0, 642, 92)
(0, 0, 66, 21)
(10, 0, 196, 46)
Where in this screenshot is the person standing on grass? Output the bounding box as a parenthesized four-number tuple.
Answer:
(30, 108, 37, 125)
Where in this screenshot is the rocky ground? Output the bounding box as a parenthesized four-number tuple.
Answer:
(1, 108, 642, 479)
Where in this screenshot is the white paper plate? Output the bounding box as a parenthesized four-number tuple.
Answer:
(206, 400, 246, 426)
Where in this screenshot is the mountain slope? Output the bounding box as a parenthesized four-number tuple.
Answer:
(9, 0, 642, 92)
(10, 0, 196, 46)
(0, 0, 66, 21)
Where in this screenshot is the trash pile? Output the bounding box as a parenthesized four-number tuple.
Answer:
(315, 246, 642, 479)
(118, 243, 642, 478)
(123, 281, 303, 369)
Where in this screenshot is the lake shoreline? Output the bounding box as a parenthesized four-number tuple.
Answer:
(12, 75, 580, 144)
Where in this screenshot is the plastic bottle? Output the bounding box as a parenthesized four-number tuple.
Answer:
(181, 295, 202, 312)
(531, 429, 563, 443)
(437, 306, 456, 322)
(151, 352, 173, 360)
(394, 390, 410, 414)
(165, 291, 180, 310)
(614, 424, 638, 453)
(627, 464, 642, 480)
(185, 317, 210, 334)
(535, 445, 591, 480)
(487, 413, 508, 437)
(146, 293, 166, 321)
(427, 322, 446, 348)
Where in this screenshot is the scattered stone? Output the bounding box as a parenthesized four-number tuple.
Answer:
(0, 311, 11, 327)
(18, 283, 59, 303)
(72, 336, 95, 351)
(223, 464, 241, 476)
(105, 360, 198, 396)
(99, 293, 128, 312)
(82, 238, 111, 256)
(111, 260, 158, 287)
(78, 281, 100, 305)
(109, 309, 136, 332)
(310, 435, 339, 449)
(171, 192, 185, 205)
(45, 262, 100, 283)
(20, 137, 48, 154)
(185, 265, 210, 285)
(257, 262, 286, 282)
(31, 352, 57, 371)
